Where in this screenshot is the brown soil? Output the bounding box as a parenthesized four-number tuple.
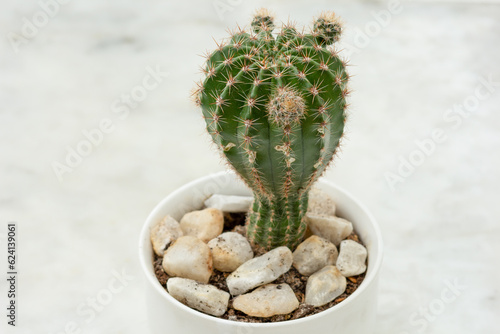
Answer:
(153, 212, 366, 323)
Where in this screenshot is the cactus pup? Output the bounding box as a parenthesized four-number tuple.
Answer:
(193, 9, 349, 250)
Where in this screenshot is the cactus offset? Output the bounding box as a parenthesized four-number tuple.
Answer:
(194, 9, 349, 250)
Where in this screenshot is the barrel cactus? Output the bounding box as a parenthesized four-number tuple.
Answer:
(193, 9, 349, 250)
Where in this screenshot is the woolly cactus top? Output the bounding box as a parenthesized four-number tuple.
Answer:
(193, 9, 350, 250)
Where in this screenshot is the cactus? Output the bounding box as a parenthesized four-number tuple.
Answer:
(193, 9, 349, 250)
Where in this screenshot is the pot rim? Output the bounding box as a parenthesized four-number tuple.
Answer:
(139, 171, 383, 328)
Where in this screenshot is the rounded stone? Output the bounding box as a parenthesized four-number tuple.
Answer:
(207, 232, 253, 272)
(167, 277, 230, 317)
(150, 215, 183, 256)
(232, 284, 299, 317)
(204, 194, 253, 212)
(226, 246, 293, 296)
(180, 208, 224, 243)
(336, 240, 367, 277)
(162, 236, 213, 283)
(307, 187, 337, 217)
(305, 265, 346, 307)
(292, 235, 338, 276)
(306, 213, 353, 246)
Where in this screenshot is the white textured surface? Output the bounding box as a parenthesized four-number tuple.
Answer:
(0, 0, 499, 333)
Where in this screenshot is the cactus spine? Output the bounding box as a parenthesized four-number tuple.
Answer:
(194, 9, 349, 250)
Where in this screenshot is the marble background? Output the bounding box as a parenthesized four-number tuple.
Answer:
(1, 0, 499, 333)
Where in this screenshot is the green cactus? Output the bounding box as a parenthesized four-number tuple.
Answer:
(193, 9, 349, 250)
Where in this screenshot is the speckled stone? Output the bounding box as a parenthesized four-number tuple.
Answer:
(150, 215, 183, 256)
(162, 236, 213, 283)
(307, 188, 337, 217)
(292, 235, 338, 276)
(226, 246, 293, 296)
(167, 277, 230, 316)
(204, 194, 253, 212)
(306, 213, 353, 246)
(207, 232, 253, 272)
(305, 266, 346, 307)
(336, 240, 367, 277)
(179, 208, 224, 243)
(232, 284, 299, 317)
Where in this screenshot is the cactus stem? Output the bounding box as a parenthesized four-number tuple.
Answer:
(198, 10, 348, 250)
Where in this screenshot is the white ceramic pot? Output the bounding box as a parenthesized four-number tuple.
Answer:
(139, 171, 383, 334)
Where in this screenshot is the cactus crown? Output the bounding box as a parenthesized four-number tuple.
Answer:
(194, 9, 349, 250)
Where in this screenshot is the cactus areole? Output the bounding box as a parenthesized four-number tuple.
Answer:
(194, 10, 349, 250)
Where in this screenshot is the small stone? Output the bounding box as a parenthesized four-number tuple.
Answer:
(167, 277, 230, 317)
(204, 194, 254, 212)
(162, 236, 213, 283)
(307, 188, 336, 217)
(336, 240, 367, 277)
(292, 235, 338, 276)
(180, 208, 224, 243)
(305, 266, 346, 307)
(226, 246, 293, 296)
(150, 215, 183, 256)
(208, 232, 253, 272)
(306, 213, 353, 246)
(232, 284, 299, 317)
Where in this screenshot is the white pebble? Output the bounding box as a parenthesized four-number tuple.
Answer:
(167, 277, 230, 317)
(292, 235, 338, 276)
(226, 246, 293, 296)
(162, 236, 213, 283)
(232, 284, 299, 317)
(150, 215, 183, 256)
(305, 266, 346, 307)
(306, 213, 353, 246)
(307, 188, 336, 217)
(207, 232, 253, 272)
(180, 208, 224, 243)
(204, 194, 253, 212)
(336, 240, 367, 277)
